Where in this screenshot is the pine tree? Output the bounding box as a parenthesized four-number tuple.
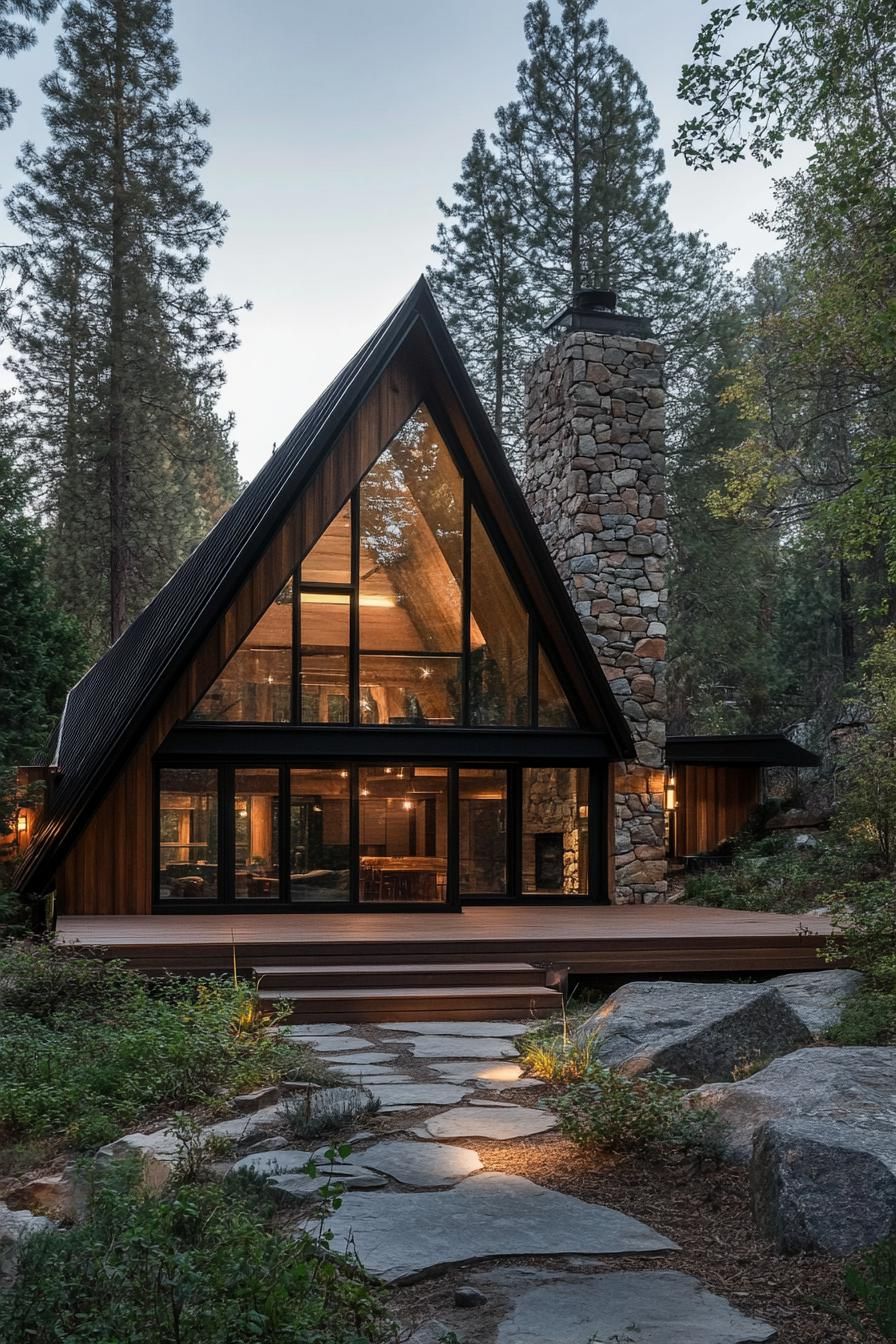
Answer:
(6, 0, 244, 649)
(0, 1, 56, 131)
(428, 129, 533, 452)
(499, 0, 674, 310)
(0, 398, 84, 831)
(432, 0, 731, 461)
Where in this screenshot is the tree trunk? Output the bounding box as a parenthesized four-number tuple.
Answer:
(839, 556, 856, 680)
(108, 0, 128, 644)
(569, 12, 582, 292)
(493, 240, 505, 438)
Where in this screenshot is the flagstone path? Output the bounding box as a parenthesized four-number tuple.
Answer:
(279, 1018, 778, 1341)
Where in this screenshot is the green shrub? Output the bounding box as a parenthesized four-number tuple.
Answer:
(0, 941, 320, 1148)
(682, 832, 877, 916)
(0, 938, 137, 1018)
(281, 1084, 380, 1142)
(826, 880, 896, 1044)
(516, 1031, 597, 1084)
(0, 1159, 397, 1344)
(552, 1065, 728, 1160)
(0, 890, 30, 937)
(845, 1236, 896, 1339)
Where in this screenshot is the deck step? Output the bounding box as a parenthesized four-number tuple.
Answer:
(251, 960, 543, 990)
(257, 973, 562, 1024)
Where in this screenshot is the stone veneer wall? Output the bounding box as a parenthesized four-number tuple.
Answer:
(523, 326, 667, 904)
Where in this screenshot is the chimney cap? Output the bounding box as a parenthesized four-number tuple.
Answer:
(544, 287, 651, 339)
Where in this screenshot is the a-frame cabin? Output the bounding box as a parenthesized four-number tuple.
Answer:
(16, 278, 633, 936)
(14, 279, 832, 1012)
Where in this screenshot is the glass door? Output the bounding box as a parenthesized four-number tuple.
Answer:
(358, 765, 449, 904)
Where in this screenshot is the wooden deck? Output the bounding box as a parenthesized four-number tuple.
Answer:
(56, 904, 833, 977)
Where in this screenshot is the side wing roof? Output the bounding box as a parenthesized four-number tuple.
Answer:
(17, 277, 634, 894)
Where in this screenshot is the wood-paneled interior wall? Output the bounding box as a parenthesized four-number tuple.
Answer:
(57, 352, 423, 914)
(673, 764, 761, 858)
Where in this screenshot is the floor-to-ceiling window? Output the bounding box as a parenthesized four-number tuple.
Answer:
(163, 402, 602, 910)
(156, 763, 597, 907)
(358, 765, 448, 903)
(289, 768, 350, 903)
(158, 768, 219, 902)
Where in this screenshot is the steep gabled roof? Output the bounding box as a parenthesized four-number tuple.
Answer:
(17, 277, 634, 895)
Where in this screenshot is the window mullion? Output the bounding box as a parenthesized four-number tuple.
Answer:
(350, 490, 360, 726)
(462, 483, 471, 726)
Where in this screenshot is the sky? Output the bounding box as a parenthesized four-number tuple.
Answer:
(0, 0, 806, 479)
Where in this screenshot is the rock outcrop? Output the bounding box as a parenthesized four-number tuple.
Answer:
(751, 1117, 896, 1255)
(766, 969, 864, 1037)
(575, 980, 811, 1084)
(688, 1046, 896, 1160)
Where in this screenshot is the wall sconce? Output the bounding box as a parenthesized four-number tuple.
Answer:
(16, 811, 28, 833)
(664, 774, 678, 811)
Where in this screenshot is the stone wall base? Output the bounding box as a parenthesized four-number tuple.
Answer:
(613, 763, 667, 904)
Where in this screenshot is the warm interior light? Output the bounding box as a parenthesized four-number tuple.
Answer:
(301, 591, 395, 608)
(401, 798, 414, 811)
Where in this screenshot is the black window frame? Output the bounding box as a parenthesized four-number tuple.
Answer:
(187, 400, 590, 733)
(152, 758, 607, 912)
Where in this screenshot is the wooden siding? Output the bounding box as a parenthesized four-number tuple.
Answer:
(673, 763, 761, 858)
(58, 352, 424, 914)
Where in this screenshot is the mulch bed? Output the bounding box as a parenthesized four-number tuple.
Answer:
(434, 1131, 883, 1343)
(360, 1027, 884, 1342)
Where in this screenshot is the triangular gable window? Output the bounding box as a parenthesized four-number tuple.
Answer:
(191, 578, 293, 723)
(469, 508, 528, 726)
(537, 645, 576, 728)
(188, 403, 584, 729)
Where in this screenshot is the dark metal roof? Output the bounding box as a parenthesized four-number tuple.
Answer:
(17, 277, 633, 895)
(666, 734, 819, 768)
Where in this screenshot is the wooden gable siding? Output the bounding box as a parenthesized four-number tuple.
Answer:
(673, 764, 761, 858)
(57, 351, 424, 915)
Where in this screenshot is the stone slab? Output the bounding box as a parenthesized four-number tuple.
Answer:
(334, 1072, 413, 1086)
(393, 1036, 520, 1059)
(203, 1104, 283, 1143)
(271, 1164, 387, 1200)
(430, 1060, 543, 1090)
(231, 1149, 313, 1176)
(413, 1105, 557, 1141)
(322, 1172, 676, 1282)
(380, 1021, 531, 1037)
(368, 1083, 473, 1109)
(298, 1035, 374, 1052)
(283, 1023, 353, 1036)
(0, 1205, 55, 1288)
(479, 1268, 776, 1343)
(319, 1052, 399, 1066)
(406, 1321, 465, 1344)
(356, 1139, 482, 1186)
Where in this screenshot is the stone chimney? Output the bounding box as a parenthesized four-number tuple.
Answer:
(524, 289, 667, 904)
